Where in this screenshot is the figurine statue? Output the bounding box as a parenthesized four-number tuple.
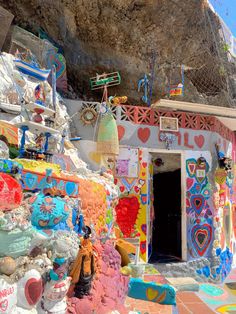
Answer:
(39, 257, 71, 314)
(69, 226, 95, 298)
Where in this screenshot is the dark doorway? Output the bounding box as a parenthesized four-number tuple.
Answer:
(149, 169, 182, 263)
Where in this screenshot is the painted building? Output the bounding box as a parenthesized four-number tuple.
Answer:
(65, 99, 236, 282)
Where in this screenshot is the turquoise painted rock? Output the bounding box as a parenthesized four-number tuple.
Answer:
(29, 194, 69, 230)
(128, 277, 176, 305)
(0, 227, 36, 258)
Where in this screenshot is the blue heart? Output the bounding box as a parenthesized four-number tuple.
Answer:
(65, 181, 76, 196)
(25, 173, 38, 189)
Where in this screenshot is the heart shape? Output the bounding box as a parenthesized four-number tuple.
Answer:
(142, 162, 147, 168)
(186, 159, 196, 177)
(141, 194, 147, 204)
(120, 186, 125, 193)
(194, 135, 205, 148)
(141, 224, 147, 235)
(191, 224, 212, 256)
(115, 196, 140, 237)
(195, 165, 207, 184)
(65, 181, 76, 196)
(187, 178, 194, 190)
(138, 128, 150, 143)
(25, 173, 38, 189)
(140, 240, 146, 255)
(190, 194, 205, 215)
(134, 186, 140, 193)
(25, 278, 43, 305)
(146, 288, 159, 301)
(215, 169, 227, 185)
(117, 125, 125, 141)
(0, 299, 8, 312)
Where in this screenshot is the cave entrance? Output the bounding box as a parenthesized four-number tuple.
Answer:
(149, 152, 184, 264)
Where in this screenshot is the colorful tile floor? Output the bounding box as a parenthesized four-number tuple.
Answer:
(125, 267, 236, 314)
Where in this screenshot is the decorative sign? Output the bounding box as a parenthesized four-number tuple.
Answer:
(160, 117, 179, 132)
(115, 148, 139, 178)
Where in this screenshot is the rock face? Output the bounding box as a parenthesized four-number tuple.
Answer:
(1, 0, 236, 106)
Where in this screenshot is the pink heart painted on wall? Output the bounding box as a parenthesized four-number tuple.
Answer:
(0, 299, 8, 312)
(194, 135, 205, 148)
(117, 125, 125, 141)
(137, 128, 150, 143)
(187, 178, 194, 190)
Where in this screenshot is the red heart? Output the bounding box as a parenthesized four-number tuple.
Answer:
(0, 299, 8, 312)
(120, 186, 125, 192)
(194, 135, 205, 148)
(25, 278, 43, 305)
(114, 178, 118, 184)
(142, 162, 147, 168)
(134, 186, 140, 193)
(138, 128, 150, 143)
(117, 125, 125, 141)
(115, 196, 140, 237)
(187, 178, 194, 190)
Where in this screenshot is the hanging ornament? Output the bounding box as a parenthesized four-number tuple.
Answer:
(80, 107, 98, 126)
(154, 158, 164, 167)
(197, 156, 207, 166)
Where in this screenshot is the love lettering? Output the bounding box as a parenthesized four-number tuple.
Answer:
(0, 287, 14, 299)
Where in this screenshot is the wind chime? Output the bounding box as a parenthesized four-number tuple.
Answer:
(168, 65, 185, 97)
(90, 72, 121, 171)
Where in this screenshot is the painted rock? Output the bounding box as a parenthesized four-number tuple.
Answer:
(0, 173, 23, 211)
(17, 269, 43, 310)
(0, 227, 36, 258)
(0, 279, 17, 313)
(0, 256, 16, 275)
(29, 194, 69, 230)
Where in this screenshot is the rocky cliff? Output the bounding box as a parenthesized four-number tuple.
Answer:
(1, 0, 236, 106)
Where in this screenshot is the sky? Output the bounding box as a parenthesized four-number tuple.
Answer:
(210, 0, 236, 36)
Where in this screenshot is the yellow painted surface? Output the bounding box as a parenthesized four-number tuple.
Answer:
(15, 159, 61, 175)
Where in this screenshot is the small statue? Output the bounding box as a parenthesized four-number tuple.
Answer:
(35, 133, 45, 152)
(39, 257, 71, 314)
(69, 226, 95, 298)
(35, 83, 46, 106)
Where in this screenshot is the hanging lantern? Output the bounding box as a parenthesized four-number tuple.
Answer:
(197, 156, 207, 166)
(0, 173, 23, 211)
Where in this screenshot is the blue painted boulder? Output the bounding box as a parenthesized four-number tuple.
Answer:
(128, 277, 176, 305)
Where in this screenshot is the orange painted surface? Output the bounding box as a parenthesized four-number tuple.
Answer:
(77, 178, 107, 233)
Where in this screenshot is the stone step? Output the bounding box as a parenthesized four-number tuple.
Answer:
(166, 277, 200, 292)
